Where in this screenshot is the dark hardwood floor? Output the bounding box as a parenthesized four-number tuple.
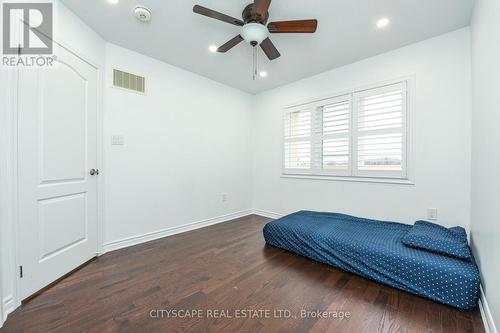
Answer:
(1, 215, 485, 333)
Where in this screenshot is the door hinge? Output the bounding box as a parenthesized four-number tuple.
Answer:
(19, 265, 23, 278)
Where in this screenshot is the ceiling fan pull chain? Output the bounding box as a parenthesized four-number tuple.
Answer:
(256, 48, 259, 77)
(252, 47, 256, 81)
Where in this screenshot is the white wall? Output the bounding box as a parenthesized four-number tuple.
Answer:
(470, 0, 500, 331)
(103, 43, 253, 246)
(0, 0, 106, 326)
(252, 28, 472, 229)
(54, 1, 105, 66)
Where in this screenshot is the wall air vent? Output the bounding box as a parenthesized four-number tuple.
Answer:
(113, 69, 146, 94)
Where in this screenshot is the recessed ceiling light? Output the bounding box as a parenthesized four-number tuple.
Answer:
(208, 45, 218, 53)
(259, 71, 267, 77)
(107, 0, 119, 4)
(376, 17, 390, 29)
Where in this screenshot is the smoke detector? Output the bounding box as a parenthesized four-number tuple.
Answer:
(134, 6, 152, 22)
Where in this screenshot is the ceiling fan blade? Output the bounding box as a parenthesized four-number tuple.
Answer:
(268, 19, 318, 33)
(260, 37, 280, 60)
(193, 5, 244, 27)
(252, 0, 272, 21)
(217, 35, 244, 53)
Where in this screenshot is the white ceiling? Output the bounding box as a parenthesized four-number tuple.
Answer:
(60, 0, 474, 94)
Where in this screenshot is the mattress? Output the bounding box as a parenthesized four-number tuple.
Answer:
(263, 211, 480, 310)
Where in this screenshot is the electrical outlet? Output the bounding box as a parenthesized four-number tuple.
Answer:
(222, 193, 228, 202)
(427, 208, 438, 221)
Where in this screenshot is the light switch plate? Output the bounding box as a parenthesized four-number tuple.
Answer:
(111, 134, 125, 146)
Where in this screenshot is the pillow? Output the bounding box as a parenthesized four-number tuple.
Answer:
(401, 220, 472, 260)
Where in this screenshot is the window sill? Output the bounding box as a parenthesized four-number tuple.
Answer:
(281, 174, 415, 185)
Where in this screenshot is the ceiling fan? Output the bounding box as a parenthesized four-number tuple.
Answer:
(193, 0, 318, 61)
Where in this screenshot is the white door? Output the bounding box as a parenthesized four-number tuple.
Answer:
(17, 43, 99, 300)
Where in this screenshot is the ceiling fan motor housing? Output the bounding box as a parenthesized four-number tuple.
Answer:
(242, 3, 269, 24)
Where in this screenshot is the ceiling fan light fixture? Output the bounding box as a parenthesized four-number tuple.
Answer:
(241, 23, 268, 46)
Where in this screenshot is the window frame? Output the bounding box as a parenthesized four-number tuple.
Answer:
(281, 77, 415, 184)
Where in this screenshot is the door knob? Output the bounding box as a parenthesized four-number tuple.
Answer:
(89, 169, 99, 176)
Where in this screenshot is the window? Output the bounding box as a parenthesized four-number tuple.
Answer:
(282, 80, 410, 181)
(284, 108, 311, 169)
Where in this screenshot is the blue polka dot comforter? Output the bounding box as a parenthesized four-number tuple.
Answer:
(263, 211, 480, 310)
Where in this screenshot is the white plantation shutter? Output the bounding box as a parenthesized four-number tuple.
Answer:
(283, 108, 311, 170)
(354, 82, 407, 178)
(312, 96, 351, 175)
(283, 79, 410, 181)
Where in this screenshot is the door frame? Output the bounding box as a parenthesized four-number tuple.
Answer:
(0, 35, 105, 318)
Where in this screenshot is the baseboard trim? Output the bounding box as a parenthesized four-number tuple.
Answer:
(252, 209, 284, 219)
(479, 285, 498, 333)
(103, 209, 253, 253)
(1, 296, 15, 327)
